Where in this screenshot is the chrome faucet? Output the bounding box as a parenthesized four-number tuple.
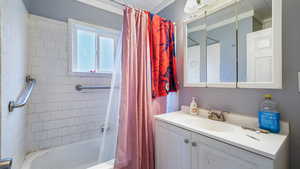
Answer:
(208, 110, 227, 122)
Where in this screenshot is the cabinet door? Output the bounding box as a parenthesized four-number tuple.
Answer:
(191, 133, 273, 169)
(155, 121, 192, 169)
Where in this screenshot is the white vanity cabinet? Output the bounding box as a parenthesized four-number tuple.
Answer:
(191, 133, 273, 169)
(155, 120, 287, 169)
(155, 121, 192, 169)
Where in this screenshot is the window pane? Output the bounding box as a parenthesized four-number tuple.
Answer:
(99, 37, 114, 72)
(77, 29, 96, 72)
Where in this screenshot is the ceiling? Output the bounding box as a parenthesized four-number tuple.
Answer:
(22, 0, 174, 31)
(188, 0, 272, 27)
(113, 0, 175, 13)
(239, 0, 272, 20)
(78, 0, 176, 15)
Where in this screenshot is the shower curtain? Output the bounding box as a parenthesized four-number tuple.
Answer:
(98, 31, 123, 163)
(114, 7, 154, 169)
(100, 6, 177, 169)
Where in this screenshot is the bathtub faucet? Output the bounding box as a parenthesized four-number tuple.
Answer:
(0, 158, 12, 169)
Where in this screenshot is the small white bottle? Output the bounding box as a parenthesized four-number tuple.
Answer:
(189, 97, 199, 115)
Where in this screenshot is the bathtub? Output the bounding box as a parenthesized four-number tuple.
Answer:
(21, 139, 114, 169)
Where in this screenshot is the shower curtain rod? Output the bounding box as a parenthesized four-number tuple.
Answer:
(109, 0, 176, 25)
(110, 0, 127, 7)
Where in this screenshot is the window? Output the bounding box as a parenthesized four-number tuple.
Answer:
(69, 19, 119, 76)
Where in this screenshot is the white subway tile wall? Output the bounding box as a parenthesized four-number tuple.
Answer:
(26, 15, 112, 152)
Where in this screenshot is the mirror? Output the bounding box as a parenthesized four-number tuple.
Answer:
(185, 16, 207, 87)
(183, 0, 282, 89)
(206, 4, 237, 87)
(237, 0, 282, 89)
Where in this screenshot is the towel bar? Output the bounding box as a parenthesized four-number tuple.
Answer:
(75, 84, 111, 91)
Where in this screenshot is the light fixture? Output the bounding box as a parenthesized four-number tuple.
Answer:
(184, 0, 221, 14)
(184, 0, 203, 14)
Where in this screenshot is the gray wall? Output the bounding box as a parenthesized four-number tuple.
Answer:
(25, 0, 123, 30)
(238, 17, 253, 82)
(159, 0, 300, 169)
(207, 22, 237, 82)
(22, 0, 30, 10)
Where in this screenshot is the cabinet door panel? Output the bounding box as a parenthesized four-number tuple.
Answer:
(191, 133, 273, 169)
(193, 143, 257, 169)
(155, 121, 192, 169)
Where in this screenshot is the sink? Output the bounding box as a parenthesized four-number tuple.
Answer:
(199, 124, 235, 132)
(179, 118, 235, 132)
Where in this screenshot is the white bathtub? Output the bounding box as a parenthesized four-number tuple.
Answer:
(21, 139, 114, 169)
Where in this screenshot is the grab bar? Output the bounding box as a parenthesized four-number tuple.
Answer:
(8, 76, 36, 112)
(0, 158, 12, 169)
(75, 84, 111, 91)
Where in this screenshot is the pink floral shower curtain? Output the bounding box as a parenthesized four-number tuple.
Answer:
(114, 7, 155, 169)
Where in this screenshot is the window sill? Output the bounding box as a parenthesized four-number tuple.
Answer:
(68, 72, 113, 78)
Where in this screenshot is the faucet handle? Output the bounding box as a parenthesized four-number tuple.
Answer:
(207, 109, 215, 116)
(208, 109, 219, 114)
(220, 111, 230, 115)
(207, 108, 216, 114)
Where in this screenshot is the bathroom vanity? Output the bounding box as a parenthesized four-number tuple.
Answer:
(154, 112, 289, 169)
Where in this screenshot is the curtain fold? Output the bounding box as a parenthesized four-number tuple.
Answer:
(114, 7, 154, 169)
(114, 7, 178, 169)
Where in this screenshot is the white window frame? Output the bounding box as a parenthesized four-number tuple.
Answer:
(68, 19, 120, 77)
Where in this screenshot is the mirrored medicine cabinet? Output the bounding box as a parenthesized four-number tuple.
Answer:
(184, 0, 282, 89)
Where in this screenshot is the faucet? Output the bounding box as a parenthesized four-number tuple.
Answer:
(208, 110, 227, 122)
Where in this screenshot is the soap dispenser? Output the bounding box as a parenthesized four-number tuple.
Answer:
(190, 97, 199, 115)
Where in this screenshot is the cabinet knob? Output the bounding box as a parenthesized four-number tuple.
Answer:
(191, 142, 197, 147)
(184, 139, 189, 144)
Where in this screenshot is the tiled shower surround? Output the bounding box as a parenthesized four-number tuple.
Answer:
(26, 15, 112, 152)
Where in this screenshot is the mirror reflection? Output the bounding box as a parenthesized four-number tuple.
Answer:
(238, 0, 273, 83)
(206, 5, 237, 85)
(186, 17, 207, 85)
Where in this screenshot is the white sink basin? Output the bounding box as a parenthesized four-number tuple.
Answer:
(180, 118, 235, 132)
(199, 124, 235, 132)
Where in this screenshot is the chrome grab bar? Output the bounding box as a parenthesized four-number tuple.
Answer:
(75, 84, 111, 91)
(8, 76, 36, 112)
(0, 158, 12, 169)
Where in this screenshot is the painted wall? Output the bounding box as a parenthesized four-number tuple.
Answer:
(26, 15, 115, 152)
(159, 0, 300, 169)
(238, 17, 254, 82)
(25, 0, 123, 30)
(208, 22, 237, 82)
(0, 0, 28, 168)
(22, 0, 30, 10)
